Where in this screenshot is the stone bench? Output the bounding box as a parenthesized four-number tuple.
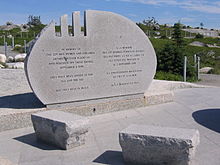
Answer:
(31, 110, 89, 150)
(119, 124, 200, 165)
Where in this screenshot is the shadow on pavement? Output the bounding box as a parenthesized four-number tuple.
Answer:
(93, 150, 124, 165)
(192, 109, 220, 133)
(0, 92, 45, 109)
(14, 133, 60, 150)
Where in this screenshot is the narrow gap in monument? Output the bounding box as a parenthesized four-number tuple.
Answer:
(83, 11, 87, 36)
(55, 23, 61, 37)
(80, 12, 84, 34)
(71, 13, 74, 36)
(68, 16, 72, 36)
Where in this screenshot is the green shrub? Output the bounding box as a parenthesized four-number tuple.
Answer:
(154, 71, 183, 81)
(156, 43, 184, 75)
(160, 35, 168, 39)
(13, 46, 24, 53)
(195, 33, 204, 39)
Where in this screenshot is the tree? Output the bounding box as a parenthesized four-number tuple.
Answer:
(200, 22, 204, 29)
(157, 44, 184, 75)
(156, 22, 186, 76)
(195, 33, 204, 39)
(143, 17, 160, 30)
(172, 22, 184, 47)
(28, 15, 41, 26)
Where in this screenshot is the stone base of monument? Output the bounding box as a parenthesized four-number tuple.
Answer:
(0, 91, 174, 132)
(47, 93, 146, 115)
(46, 91, 174, 116)
(119, 124, 200, 165)
(144, 90, 174, 105)
(31, 110, 89, 150)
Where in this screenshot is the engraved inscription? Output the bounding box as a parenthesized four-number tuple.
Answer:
(102, 45, 145, 88)
(45, 47, 95, 93)
(46, 48, 95, 69)
(44, 45, 146, 93)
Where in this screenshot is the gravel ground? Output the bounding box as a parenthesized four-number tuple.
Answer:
(0, 45, 18, 57)
(0, 69, 31, 96)
(196, 74, 220, 87)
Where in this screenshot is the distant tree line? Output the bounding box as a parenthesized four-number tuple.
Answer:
(28, 15, 42, 26)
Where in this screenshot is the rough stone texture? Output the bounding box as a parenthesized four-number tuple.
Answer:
(14, 53, 26, 62)
(0, 110, 43, 132)
(25, 10, 157, 106)
(0, 54, 6, 63)
(149, 79, 208, 91)
(31, 110, 89, 150)
(199, 67, 213, 73)
(7, 56, 14, 62)
(119, 124, 200, 165)
(189, 41, 206, 47)
(0, 64, 4, 68)
(6, 62, 24, 69)
(144, 90, 174, 105)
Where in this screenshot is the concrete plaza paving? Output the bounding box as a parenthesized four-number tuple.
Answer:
(0, 87, 220, 165)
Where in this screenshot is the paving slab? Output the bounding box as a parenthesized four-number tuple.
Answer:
(0, 69, 207, 132)
(0, 87, 219, 165)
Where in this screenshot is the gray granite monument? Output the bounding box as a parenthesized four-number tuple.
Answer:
(119, 124, 200, 165)
(31, 110, 89, 150)
(25, 10, 157, 107)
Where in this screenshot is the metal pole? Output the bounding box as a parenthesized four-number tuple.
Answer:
(4, 42, 7, 56)
(24, 40, 27, 53)
(20, 32, 22, 38)
(12, 36, 15, 49)
(194, 54, 197, 68)
(3, 35, 5, 45)
(184, 56, 187, 82)
(197, 57, 200, 80)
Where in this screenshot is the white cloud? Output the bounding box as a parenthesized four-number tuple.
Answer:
(182, 3, 220, 14)
(120, 0, 220, 14)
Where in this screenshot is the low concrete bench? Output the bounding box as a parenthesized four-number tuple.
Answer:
(119, 124, 200, 165)
(31, 110, 89, 150)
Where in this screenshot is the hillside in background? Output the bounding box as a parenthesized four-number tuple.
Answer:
(0, 19, 220, 78)
(137, 19, 220, 76)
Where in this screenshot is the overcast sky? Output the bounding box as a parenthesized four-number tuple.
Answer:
(0, 0, 219, 29)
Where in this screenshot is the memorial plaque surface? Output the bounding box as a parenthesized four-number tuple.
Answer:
(25, 10, 157, 105)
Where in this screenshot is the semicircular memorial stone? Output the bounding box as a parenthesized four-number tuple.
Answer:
(25, 10, 157, 106)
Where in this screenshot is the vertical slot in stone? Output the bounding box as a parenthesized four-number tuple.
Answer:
(84, 11, 87, 36)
